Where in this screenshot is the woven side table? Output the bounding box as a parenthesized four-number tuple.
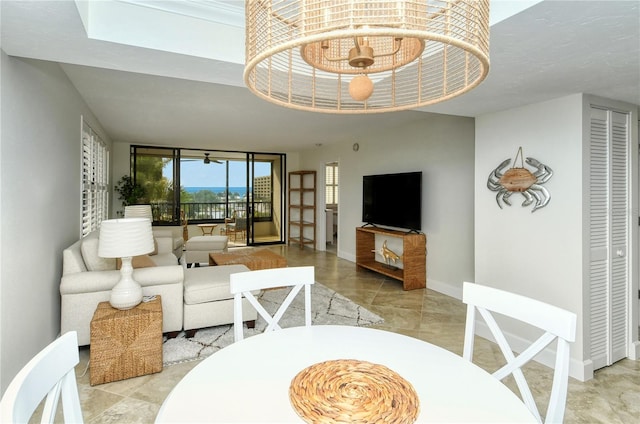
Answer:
(90, 296, 163, 385)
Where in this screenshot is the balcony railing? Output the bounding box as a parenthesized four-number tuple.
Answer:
(150, 201, 272, 224)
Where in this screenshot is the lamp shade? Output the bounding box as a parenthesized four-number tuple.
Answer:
(98, 218, 154, 258)
(124, 205, 152, 221)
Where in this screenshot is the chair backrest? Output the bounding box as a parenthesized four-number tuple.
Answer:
(0, 331, 83, 423)
(230, 266, 314, 342)
(462, 282, 576, 424)
(235, 217, 247, 230)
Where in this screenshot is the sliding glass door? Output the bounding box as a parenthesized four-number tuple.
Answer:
(248, 153, 285, 245)
(131, 146, 285, 246)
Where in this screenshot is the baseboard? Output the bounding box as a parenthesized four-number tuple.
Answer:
(339, 251, 356, 263)
(426, 278, 463, 299)
(475, 321, 593, 382)
(631, 340, 640, 360)
(426, 280, 601, 381)
(335, 257, 633, 381)
(581, 359, 594, 381)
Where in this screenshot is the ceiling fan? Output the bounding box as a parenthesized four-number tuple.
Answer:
(203, 153, 223, 164)
(184, 153, 223, 164)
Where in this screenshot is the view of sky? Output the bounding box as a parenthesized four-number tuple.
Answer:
(164, 160, 271, 187)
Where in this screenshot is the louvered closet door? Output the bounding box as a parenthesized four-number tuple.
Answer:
(589, 106, 630, 370)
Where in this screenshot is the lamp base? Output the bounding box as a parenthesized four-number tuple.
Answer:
(110, 257, 143, 310)
(110, 286, 143, 310)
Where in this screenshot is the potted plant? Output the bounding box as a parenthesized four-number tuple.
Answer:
(115, 175, 145, 207)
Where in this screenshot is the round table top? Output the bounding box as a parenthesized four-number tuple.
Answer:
(156, 325, 536, 423)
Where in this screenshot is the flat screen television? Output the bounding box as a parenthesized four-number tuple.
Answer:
(362, 171, 422, 231)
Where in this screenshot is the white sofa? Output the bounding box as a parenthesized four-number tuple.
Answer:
(61, 231, 257, 346)
(153, 228, 184, 259)
(184, 235, 228, 267)
(61, 231, 184, 346)
(183, 265, 257, 336)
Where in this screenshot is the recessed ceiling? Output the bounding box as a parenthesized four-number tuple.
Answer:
(1, 0, 638, 152)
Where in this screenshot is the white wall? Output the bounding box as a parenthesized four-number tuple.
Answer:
(0, 53, 111, 394)
(475, 94, 585, 377)
(297, 113, 475, 295)
(475, 93, 640, 381)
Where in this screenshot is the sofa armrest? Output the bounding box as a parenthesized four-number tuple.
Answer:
(153, 229, 173, 239)
(60, 265, 184, 295)
(153, 234, 174, 255)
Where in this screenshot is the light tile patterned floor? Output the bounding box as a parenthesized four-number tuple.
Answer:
(73, 245, 639, 423)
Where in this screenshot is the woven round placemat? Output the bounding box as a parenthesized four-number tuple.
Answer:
(289, 359, 420, 424)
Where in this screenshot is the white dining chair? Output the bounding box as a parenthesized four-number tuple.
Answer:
(0, 331, 83, 423)
(230, 266, 314, 342)
(462, 281, 576, 424)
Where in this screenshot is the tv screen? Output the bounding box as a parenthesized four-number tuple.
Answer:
(362, 171, 422, 231)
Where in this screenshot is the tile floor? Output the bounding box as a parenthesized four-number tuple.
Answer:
(72, 245, 639, 423)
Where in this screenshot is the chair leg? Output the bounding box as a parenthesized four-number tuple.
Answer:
(185, 329, 197, 338)
(245, 320, 256, 329)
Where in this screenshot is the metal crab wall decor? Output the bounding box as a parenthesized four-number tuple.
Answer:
(487, 147, 553, 212)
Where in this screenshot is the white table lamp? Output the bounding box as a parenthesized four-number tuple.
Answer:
(98, 218, 154, 310)
(124, 205, 152, 221)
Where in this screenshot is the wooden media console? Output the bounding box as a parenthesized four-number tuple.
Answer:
(355, 226, 426, 290)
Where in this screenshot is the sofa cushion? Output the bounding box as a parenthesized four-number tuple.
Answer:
(151, 253, 179, 267)
(183, 265, 249, 305)
(116, 255, 156, 269)
(185, 236, 228, 251)
(81, 232, 116, 271)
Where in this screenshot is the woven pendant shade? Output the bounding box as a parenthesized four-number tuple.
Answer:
(244, 0, 490, 114)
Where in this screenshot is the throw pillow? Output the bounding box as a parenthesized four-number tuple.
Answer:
(116, 255, 157, 269)
(81, 232, 116, 271)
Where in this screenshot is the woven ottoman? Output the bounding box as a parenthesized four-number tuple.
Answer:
(183, 265, 257, 337)
(89, 297, 163, 385)
(184, 235, 228, 267)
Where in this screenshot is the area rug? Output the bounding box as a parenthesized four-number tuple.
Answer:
(163, 283, 384, 366)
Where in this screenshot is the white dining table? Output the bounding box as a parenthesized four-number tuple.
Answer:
(155, 325, 536, 423)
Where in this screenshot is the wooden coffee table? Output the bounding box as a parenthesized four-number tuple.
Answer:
(209, 249, 287, 271)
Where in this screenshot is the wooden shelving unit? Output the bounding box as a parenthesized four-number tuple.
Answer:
(288, 171, 316, 249)
(355, 226, 426, 290)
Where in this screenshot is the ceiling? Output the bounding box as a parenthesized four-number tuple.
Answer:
(1, 1, 638, 153)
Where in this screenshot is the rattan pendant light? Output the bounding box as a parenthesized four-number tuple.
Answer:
(244, 0, 490, 113)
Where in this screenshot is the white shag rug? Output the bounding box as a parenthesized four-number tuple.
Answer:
(163, 283, 383, 366)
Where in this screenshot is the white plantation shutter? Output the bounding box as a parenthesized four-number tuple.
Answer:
(81, 119, 109, 237)
(588, 106, 630, 370)
(325, 162, 338, 205)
